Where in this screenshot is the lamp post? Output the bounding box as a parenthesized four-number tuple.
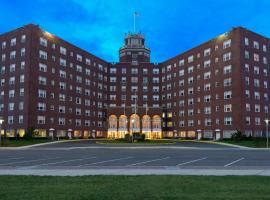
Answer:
(0, 117, 4, 145)
(131, 119, 135, 143)
(264, 119, 269, 149)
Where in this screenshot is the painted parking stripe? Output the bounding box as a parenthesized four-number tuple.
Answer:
(127, 157, 170, 166)
(26, 156, 97, 168)
(77, 157, 133, 167)
(224, 157, 245, 167)
(0, 157, 25, 161)
(0, 157, 60, 166)
(176, 157, 208, 166)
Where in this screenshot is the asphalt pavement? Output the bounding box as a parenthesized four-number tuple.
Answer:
(0, 140, 269, 175)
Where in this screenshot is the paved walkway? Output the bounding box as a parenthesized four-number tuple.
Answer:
(0, 169, 269, 176)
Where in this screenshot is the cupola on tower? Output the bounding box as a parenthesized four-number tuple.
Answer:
(119, 33, 151, 65)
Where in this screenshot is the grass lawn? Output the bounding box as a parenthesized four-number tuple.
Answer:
(96, 139, 175, 145)
(0, 175, 269, 200)
(220, 139, 267, 148)
(0, 139, 53, 147)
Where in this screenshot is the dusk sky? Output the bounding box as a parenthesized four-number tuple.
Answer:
(1, 0, 270, 62)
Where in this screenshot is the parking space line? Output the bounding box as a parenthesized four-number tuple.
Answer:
(77, 157, 133, 167)
(0, 157, 60, 166)
(25, 156, 97, 168)
(127, 157, 170, 166)
(176, 157, 208, 166)
(224, 157, 245, 167)
(0, 157, 25, 161)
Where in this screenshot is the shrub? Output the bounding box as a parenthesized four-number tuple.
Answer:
(124, 133, 131, 142)
(231, 130, 247, 141)
(24, 127, 35, 140)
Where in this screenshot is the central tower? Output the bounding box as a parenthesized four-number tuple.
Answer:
(119, 33, 151, 64)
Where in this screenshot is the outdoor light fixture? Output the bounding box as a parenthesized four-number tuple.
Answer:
(264, 119, 269, 148)
(0, 117, 4, 145)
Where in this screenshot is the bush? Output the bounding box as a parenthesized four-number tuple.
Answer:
(124, 133, 131, 142)
(231, 130, 247, 141)
(24, 127, 35, 140)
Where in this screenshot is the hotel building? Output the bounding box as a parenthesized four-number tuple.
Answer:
(0, 24, 269, 139)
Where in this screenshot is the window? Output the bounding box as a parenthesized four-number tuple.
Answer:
(37, 102, 46, 111)
(255, 117, 261, 125)
(40, 37, 47, 47)
(38, 89, 46, 98)
(224, 117, 232, 125)
(60, 46, 67, 55)
(188, 66, 194, 73)
(224, 78, 232, 86)
(204, 60, 211, 68)
(254, 53, 259, 62)
(204, 72, 211, 80)
(10, 38, 16, 46)
(263, 44, 267, 52)
(224, 104, 232, 112)
(246, 117, 251, 125)
(8, 103, 14, 111)
(245, 64, 249, 72)
(58, 118, 65, 125)
(204, 107, 211, 114)
(20, 75, 24, 83)
(253, 41, 259, 49)
(10, 64, 15, 72)
(38, 76, 46, 85)
(19, 115, 24, 124)
(20, 48, 25, 57)
(254, 66, 259, 75)
(10, 51, 16, 59)
(224, 91, 232, 99)
(76, 54, 82, 62)
(223, 52, 231, 61)
(246, 104, 251, 111)
(2, 41, 6, 49)
(255, 104, 260, 112)
(244, 37, 249, 46)
(245, 51, 249, 59)
(204, 48, 211, 56)
(110, 68, 117, 74)
(37, 116, 46, 124)
(39, 63, 47, 72)
(179, 59, 185, 67)
(223, 39, 231, 49)
(21, 35, 26, 43)
(60, 58, 66, 67)
(8, 116, 14, 124)
(39, 50, 47, 60)
(188, 55, 194, 63)
(223, 65, 232, 74)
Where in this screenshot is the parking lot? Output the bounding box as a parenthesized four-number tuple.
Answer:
(0, 140, 269, 172)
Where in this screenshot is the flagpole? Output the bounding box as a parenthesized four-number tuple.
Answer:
(133, 12, 136, 33)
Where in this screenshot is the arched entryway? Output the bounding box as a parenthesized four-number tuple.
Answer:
(152, 115, 162, 139)
(118, 115, 128, 138)
(130, 114, 140, 133)
(142, 115, 151, 139)
(108, 115, 117, 138)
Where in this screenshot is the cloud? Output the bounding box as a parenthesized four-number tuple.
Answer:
(1, 0, 270, 62)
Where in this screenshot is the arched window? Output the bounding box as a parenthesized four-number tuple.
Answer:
(108, 115, 117, 129)
(119, 115, 127, 129)
(142, 115, 151, 129)
(152, 115, 161, 129)
(130, 114, 140, 129)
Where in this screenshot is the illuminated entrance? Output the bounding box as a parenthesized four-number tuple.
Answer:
(107, 114, 162, 139)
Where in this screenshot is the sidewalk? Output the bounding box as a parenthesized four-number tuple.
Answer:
(0, 168, 269, 176)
